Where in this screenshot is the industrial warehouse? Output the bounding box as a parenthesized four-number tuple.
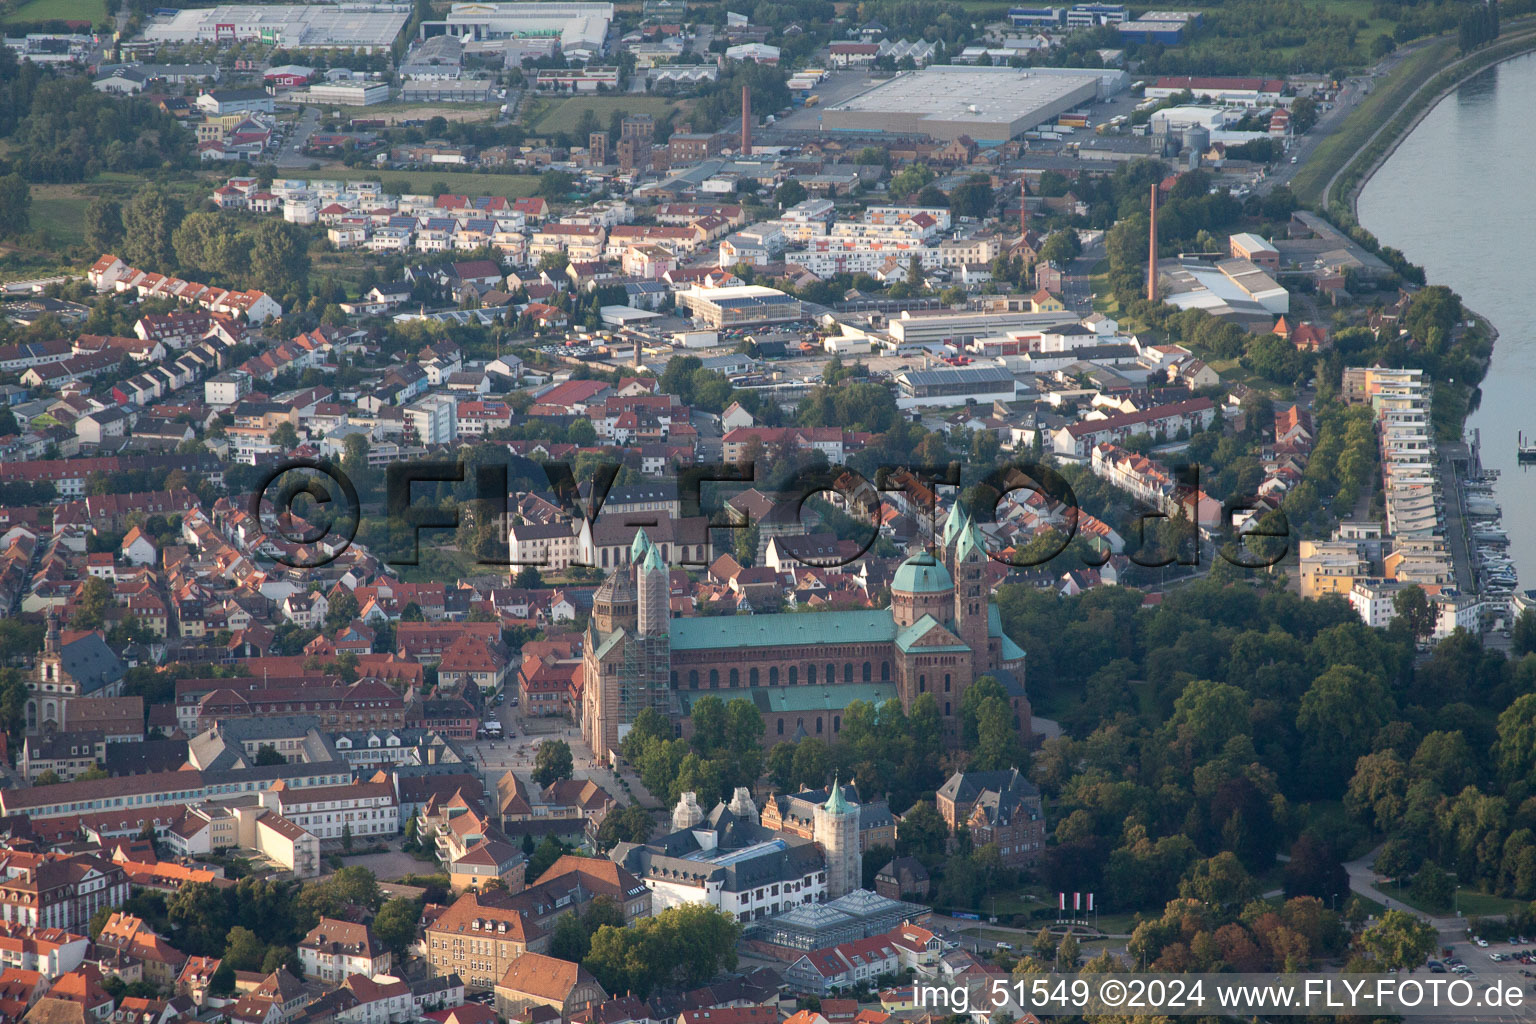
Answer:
(425, 2, 614, 60)
(819, 66, 1116, 142)
(142, 4, 412, 51)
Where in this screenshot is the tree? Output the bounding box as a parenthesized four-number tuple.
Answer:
(583, 903, 741, 998)
(1409, 861, 1453, 911)
(373, 897, 423, 956)
(224, 926, 268, 970)
(1283, 834, 1349, 904)
(533, 739, 574, 786)
(254, 744, 286, 766)
(70, 576, 113, 631)
(595, 803, 653, 851)
(775, 179, 807, 207)
(948, 177, 993, 220)
(248, 221, 310, 296)
(538, 170, 576, 201)
(1178, 852, 1255, 909)
(122, 185, 185, 269)
(515, 565, 542, 588)
(1296, 665, 1393, 787)
(889, 162, 935, 198)
(1057, 932, 1080, 969)
(897, 801, 948, 864)
(528, 835, 567, 880)
(1360, 909, 1436, 969)
(1031, 926, 1058, 962)
(0, 174, 31, 238)
(173, 211, 246, 279)
(1039, 229, 1082, 265)
(325, 591, 359, 632)
(270, 422, 300, 449)
(1514, 609, 1536, 656)
(1391, 584, 1434, 639)
(550, 911, 590, 962)
(84, 198, 124, 252)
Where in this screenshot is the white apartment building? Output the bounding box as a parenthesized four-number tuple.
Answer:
(508, 521, 578, 570)
(1348, 577, 1401, 628)
(404, 393, 458, 445)
(259, 779, 400, 841)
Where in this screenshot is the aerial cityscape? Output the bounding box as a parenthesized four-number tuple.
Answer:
(0, 0, 1534, 1019)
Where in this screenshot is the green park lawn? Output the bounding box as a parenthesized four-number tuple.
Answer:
(532, 95, 682, 134)
(2, 0, 105, 23)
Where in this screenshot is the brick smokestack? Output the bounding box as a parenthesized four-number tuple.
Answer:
(1146, 183, 1158, 303)
(741, 85, 752, 157)
(1020, 177, 1028, 234)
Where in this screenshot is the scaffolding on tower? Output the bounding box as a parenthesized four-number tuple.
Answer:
(618, 631, 674, 738)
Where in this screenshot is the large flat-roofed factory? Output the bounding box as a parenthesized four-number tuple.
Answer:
(422, 2, 614, 59)
(142, 4, 411, 51)
(819, 65, 1128, 142)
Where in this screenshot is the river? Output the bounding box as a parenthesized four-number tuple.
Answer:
(1357, 50, 1536, 590)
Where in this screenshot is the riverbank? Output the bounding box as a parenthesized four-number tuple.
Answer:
(1353, 46, 1536, 593)
(1334, 23, 1536, 215)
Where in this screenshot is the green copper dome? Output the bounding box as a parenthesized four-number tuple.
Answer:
(630, 528, 652, 563)
(891, 551, 953, 594)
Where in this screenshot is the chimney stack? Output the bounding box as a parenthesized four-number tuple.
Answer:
(1146, 183, 1159, 303)
(741, 85, 752, 157)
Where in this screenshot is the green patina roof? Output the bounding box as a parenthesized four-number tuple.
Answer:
(630, 528, 652, 563)
(891, 552, 952, 595)
(941, 503, 969, 546)
(955, 522, 986, 564)
(895, 614, 969, 654)
(988, 604, 1027, 661)
(594, 625, 627, 660)
(669, 609, 896, 651)
(746, 683, 900, 714)
(643, 544, 665, 572)
(824, 774, 854, 814)
(678, 684, 898, 715)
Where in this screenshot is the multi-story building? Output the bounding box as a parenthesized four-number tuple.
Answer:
(0, 922, 90, 978)
(0, 852, 128, 932)
(404, 393, 459, 445)
(761, 785, 895, 853)
(934, 767, 1045, 868)
(610, 789, 843, 922)
(299, 919, 390, 983)
(423, 893, 549, 992)
(258, 779, 400, 842)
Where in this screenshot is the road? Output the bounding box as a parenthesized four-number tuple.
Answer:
(1061, 237, 1105, 314)
(462, 698, 662, 809)
(274, 106, 322, 169)
(1260, 42, 1422, 195)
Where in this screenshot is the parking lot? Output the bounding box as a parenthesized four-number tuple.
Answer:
(1428, 934, 1536, 1018)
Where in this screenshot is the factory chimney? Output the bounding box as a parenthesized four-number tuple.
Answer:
(741, 85, 752, 157)
(633, 333, 642, 368)
(1146, 183, 1159, 303)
